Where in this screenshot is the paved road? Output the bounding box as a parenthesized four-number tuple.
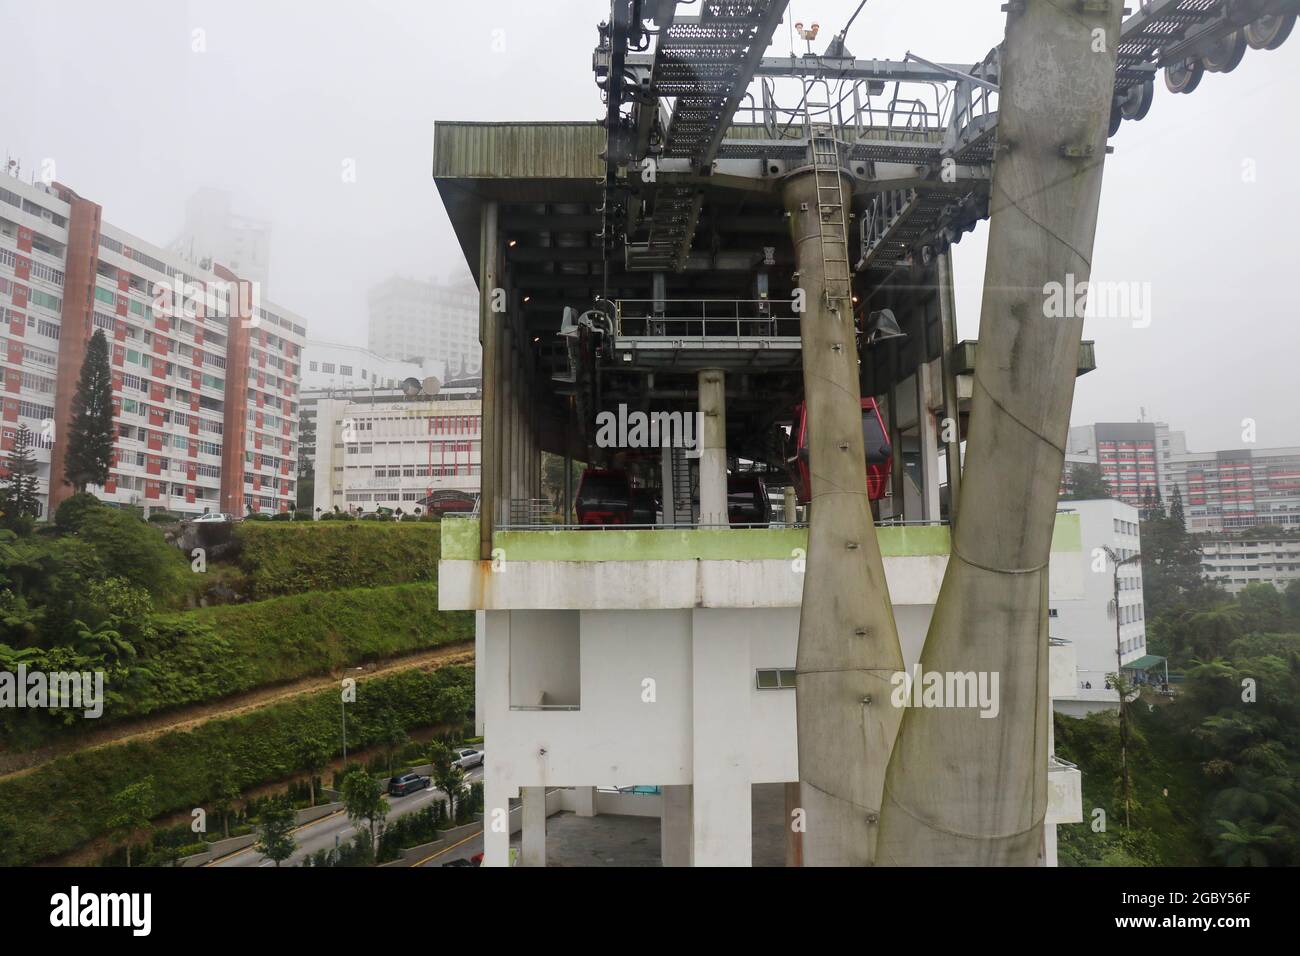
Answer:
(210, 765, 484, 868)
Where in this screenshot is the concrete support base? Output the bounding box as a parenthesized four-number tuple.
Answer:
(661, 784, 693, 867)
(521, 786, 547, 867)
(574, 786, 597, 818)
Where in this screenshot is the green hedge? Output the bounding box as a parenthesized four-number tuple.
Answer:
(1, 584, 473, 749)
(235, 522, 441, 598)
(0, 665, 474, 865)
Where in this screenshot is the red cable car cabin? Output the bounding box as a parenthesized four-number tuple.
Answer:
(790, 398, 892, 503)
(574, 468, 634, 525)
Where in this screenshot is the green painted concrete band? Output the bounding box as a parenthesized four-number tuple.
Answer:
(442, 514, 1082, 562)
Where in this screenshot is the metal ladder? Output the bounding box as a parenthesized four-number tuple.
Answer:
(803, 79, 853, 310)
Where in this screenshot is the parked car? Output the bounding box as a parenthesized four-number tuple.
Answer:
(452, 748, 484, 770)
(442, 857, 478, 867)
(574, 468, 633, 525)
(387, 772, 430, 797)
(727, 474, 771, 527)
(191, 512, 235, 524)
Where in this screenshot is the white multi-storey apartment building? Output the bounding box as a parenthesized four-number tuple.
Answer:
(0, 174, 305, 517)
(1049, 499, 1151, 717)
(367, 276, 479, 371)
(312, 382, 481, 515)
(1199, 535, 1300, 594)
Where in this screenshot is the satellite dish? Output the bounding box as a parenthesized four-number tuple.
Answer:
(421, 376, 442, 397)
(400, 376, 422, 398)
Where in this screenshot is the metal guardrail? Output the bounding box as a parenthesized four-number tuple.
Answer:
(614, 298, 802, 340)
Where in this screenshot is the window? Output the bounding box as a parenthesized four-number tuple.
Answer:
(756, 668, 797, 690)
(322, 363, 335, 374)
(309, 361, 318, 372)
(340, 365, 352, 376)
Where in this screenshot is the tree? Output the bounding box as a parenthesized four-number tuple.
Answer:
(1061, 463, 1111, 501)
(64, 329, 115, 493)
(341, 768, 387, 863)
(1, 423, 41, 528)
(108, 778, 155, 868)
(255, 797, 297, 867)
(377, 711, 408, 776)
(428, 740, 465, 819)
(1170, 485, 1186, 530)
(293, 732, 332, 807)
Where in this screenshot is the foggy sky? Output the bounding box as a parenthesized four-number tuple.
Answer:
(1, 0, 1296, 451)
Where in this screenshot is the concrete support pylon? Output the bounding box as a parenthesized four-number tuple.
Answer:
(697, 368, 727, 526)
(875, 0, 1123, 865)
(660, 784, 693, 867)
(782, 169, 905, 866)
(521, 786, 547, 867)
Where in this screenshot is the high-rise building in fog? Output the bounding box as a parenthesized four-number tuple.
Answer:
(172, 187, 272, 293)
(1, 174, 306, 517)
(367, 276, 478, 374)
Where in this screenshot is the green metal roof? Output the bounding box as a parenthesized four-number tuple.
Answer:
(1123, 654, 1167, 670)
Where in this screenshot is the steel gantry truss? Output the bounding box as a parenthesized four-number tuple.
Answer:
(596, 0, 1299, 276)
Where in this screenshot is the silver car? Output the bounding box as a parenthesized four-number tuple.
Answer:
(452, 748, 484, 770)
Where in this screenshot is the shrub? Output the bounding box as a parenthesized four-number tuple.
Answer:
(54, 492, 102, 532)
(0, 665, 475, 865)
(234, 522, 441, 598)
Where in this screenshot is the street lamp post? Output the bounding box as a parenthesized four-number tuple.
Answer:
(1103, 545, 1141, 828)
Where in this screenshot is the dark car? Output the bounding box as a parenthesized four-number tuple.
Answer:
(387, 772, 430, 797)
(727, 474, 771, 527)
(575, 468, 633, 525)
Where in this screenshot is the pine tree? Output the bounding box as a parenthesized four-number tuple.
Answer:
(1170, 485, 1186, 530)
(3, 423, 41, 518)
(64, 329, 115, 492)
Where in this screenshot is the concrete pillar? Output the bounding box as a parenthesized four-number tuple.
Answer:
(782, 169, 905, 866)
(501, 337, 514, 522)
(783, 485, 797, 526)
(477, 202, 499, 559)
(937, 250, 962, 522)
(785, 781, 804, 867)
(697, 368, 727, 527)
(691, 609, 752, 866)
(916, 360, 941, 522)
(574, 786, 597, 818)
(481, 611, 510, 867)
(521, 786, 547, 867)
(660, 784, 693, 867)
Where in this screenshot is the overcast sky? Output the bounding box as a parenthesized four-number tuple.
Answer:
(1, 0, 1296, 451)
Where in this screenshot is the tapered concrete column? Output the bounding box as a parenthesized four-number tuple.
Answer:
(782, 169, 905, 866)
(697, 369, 727, 527)
(574, 786, 597, 818)
(875, 0, 1123, 866)
(520, 786, 547, 867)
(660, 784, 693, 867)
(480, 611, 510, 867)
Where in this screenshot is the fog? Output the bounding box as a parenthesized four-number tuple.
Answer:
(1, 0, 1296, 450)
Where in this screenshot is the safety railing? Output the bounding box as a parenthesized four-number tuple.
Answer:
(614, 298, 802, 340)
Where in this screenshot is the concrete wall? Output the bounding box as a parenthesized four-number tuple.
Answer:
(509, 610, 580, 708)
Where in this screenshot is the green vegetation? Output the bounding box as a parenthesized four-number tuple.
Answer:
(255, 797, 297, 867)
(1058, 578, 1300, 866)
(1, 582, 471, 749)
(234, 520, 441, 598)
(0, 664, 473, 865)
